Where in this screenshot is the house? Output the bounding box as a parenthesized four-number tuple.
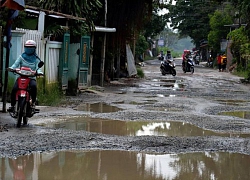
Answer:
(1, 6, 116, 96)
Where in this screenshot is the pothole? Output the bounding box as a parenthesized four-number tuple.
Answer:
(75, 103, 121, 113)
(42, 117, 250, 137)
(219, 111, 250, 119)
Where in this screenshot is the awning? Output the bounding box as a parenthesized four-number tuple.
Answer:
(25, 8, 116, 33)
(25, 8, 67, 19)
(94, 26, 116, 32)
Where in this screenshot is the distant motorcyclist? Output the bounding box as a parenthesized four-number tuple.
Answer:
(182, 50, 191, 71)
(158, 50, 164, 60)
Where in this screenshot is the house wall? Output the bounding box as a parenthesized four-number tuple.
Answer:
(45, 41, 62, 84)
(2, 29, 90, 94)
(6, 31, 26, 82)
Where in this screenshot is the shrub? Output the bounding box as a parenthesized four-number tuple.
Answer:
(37, 79, 63, 106)
(137, 68, 144, 78)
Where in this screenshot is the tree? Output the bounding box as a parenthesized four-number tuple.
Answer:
(39, 0, 102, 38)
(227, 27, 249, 67)
(208, 7, 233, 52)
(229, 0, 250, 36)
(166, 0, 219, 47)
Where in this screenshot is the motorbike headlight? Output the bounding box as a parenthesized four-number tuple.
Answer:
(20, 70, 33, 76)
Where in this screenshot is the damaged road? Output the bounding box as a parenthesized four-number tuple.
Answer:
(1, 58, 250, 158)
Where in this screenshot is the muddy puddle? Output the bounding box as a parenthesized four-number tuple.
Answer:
(1, 150, 249, 180)
(219, 111, 250, 119)
(76, 103, 121, 113)
(215, 99, 248, 106)
(44, 117, 250, 138)
(122, 79, 186, 93)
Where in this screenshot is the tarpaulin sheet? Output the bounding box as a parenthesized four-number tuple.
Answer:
(126, 44, 137, 77)
(1, 0, 25, 10)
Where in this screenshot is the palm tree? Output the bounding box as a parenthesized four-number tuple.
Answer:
(39, 0, 102, 37)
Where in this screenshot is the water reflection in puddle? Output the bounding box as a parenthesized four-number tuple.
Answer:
(44, 118, 250, 138)
(1, 151, 250, 180)
(145, 107, 181, 112)
(76, 103, 121, 113)
(157, 94, 177, 97)
(219, 111, 250, 119)
(215, 99, 248, 106)
(122, 79, 186, 93)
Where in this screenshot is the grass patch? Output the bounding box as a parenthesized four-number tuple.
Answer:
(37, 79, 64, 106)
(137, 67, 144, 78)
(232, 70, 248, 79)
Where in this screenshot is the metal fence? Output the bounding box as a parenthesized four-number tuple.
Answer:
(16, 28, 45, 62)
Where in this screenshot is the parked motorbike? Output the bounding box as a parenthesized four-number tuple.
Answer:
(160, 58, 176, 76)
(7, 61, 44, 128)
(182, 57, 194, 74)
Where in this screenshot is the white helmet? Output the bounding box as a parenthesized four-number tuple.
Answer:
(25, 40, 36, 47)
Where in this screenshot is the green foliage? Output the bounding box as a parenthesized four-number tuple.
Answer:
(136, 68, 144, 78)
(135, 34, 149, 56)
(167, 0, 218, 47)
(22, 18, 38, 30)
(39, 0, 102, 37)
(233, 63, 250, 79)
(37, 80, 63, 106)
(172, 36, 194, 52)
(0, 8, 26, 31)
(157, 46, 169, 55)
(227, 27, 249, 65)
(44, 23, 67, 38)
(208, 8, 233, 51)
(143, 12, 169, 38)
(172, 51, 182, 58)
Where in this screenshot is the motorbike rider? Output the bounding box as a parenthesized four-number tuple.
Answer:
(8, 40, 43, 112)
(158, 50, 164, 60)
(182, 50, 190, 71)
(165, 50, 173, 61)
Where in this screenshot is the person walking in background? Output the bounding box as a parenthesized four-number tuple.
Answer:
(217, 53, 222, 72)
(221, 54, 227, 72)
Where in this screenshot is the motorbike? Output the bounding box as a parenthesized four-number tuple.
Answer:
(193, 55, 200, 65)
(160, 58, 176, 76)
(182, 57, 194, 74)
(157, 51, 164, 61)
(7, 61, 44, 128)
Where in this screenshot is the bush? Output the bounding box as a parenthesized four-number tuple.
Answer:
(37, 79, 63, 106)
(137, 68, 144, 78)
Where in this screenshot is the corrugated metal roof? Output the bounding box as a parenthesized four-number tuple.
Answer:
(25, 8, 116, 32)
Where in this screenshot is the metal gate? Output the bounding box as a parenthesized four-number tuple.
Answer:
(59, 33, 70, 90)
(78, 36, 90, 89)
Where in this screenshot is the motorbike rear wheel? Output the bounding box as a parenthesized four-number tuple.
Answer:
(17, 97, 26, 128)
(190, 66, 194, 74)
(171, 69, 176, 76)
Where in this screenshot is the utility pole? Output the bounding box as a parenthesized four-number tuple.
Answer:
(100, 0, 107, 86)
(0, 26, 2, 98)
(1, 0, 25, 112)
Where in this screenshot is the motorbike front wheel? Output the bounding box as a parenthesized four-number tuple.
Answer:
(160, 67, 166, 75)
(171, 69, 176, 76)
(182, 67, 186, 73)
(17, 97, 26, 128)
